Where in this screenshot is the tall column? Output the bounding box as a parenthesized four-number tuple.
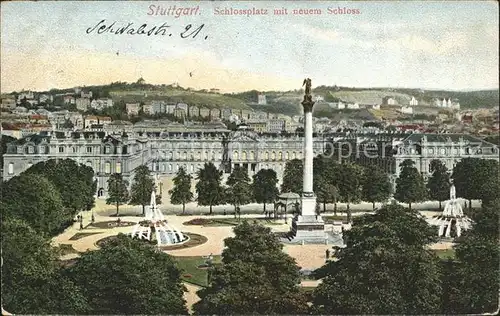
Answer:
(302, 108, 314, 194)
(300, 85, 316, 217)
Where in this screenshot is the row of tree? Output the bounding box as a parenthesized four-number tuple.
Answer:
(171, 163, 279, 215)
(164, 157, 499, 218)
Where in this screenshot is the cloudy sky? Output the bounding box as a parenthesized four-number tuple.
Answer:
(1, 1, 498, 93)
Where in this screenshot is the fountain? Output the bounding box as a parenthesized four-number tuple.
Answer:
(129, 190, 188, 246)
(428, 185, 472, 238)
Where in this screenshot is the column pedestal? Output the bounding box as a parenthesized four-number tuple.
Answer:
(291, 195, 326, 242)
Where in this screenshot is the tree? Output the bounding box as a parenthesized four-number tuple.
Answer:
(361, 165, 392, 210)
(427, 160, 450, 210)
(106, 173, 129, 216)
(281, 159, 303, 194)
(452, 158, 500, 210)
(195, 162, 225, 215)
(26, 159, 96, 215)
(169, 167, 193, 214)
(1, 173, 67, 235)
(64, 234, 188, 315)
(442, 198, 499, 314)
(313, 157, 342, 214)
(226, 165, 253, 214)
(313, 205, 441, 314)
(1, 218, 89, 314)
(252, 169, 279, 214)
(129, 165, 155, 215)
(0, 134, 16, 167)
(394, 159, 427, 210)
(337, 162, 364, 221)
(193, 221, 309, 315)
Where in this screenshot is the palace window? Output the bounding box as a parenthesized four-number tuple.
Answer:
(278, 151, 283, 160)
(242, 151, 247, 160)
(250, 151, 255, 160)
(233, 151, 239, 160)
(27, 146, 34, 154)
(86, 146, 92, 153)
(116, 162, 121, 174)
(72, 147, 78, 153)
(8, 162, 14, 175)
(271, 151, 276, 160)
(58, 146, 64, 153)
(265, 152, 269, 160)
(105, 162, 111, 174)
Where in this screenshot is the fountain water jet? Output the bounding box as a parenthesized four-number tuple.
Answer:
(130, 190, 188, 246)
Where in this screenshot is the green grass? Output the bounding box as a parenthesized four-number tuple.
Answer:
(322, 215, 348, 224)
(433, 248, 456, 259)
(183, 218, 284, 227)
(173, 255, 222, 287)
(69, 232, 101, 241)
(56, 243, 79, 255)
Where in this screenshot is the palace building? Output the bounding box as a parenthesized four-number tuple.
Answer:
(2, 128, 326, 197)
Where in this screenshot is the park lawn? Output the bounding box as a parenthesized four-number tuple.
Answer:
(56, 243, 79, 255)
(69, 232, 102, 241)
(173, 255, 222, 287)
(184, 218, 284, 227)
(433, 248, 456, 259)
(322, 215, 348, 223)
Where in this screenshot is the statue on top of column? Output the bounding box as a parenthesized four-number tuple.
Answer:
(302, 78, 312, 103)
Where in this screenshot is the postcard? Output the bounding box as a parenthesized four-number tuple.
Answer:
(1, 1, 499, 315)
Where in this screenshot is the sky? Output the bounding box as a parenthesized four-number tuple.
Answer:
(1, 1, 498, 93)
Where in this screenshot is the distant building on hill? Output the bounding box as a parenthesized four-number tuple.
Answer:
(382, 96, 397, 105)
(258, 93, 267, 105)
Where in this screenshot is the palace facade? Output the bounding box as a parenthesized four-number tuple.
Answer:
(3, 128, 326, 196)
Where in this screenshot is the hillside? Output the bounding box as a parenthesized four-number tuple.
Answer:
(110, 88, 251, 110)
(311, 86, 499, 109)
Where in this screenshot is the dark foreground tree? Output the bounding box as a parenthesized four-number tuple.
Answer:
(65, 234, 188, 315)
(313, 205, 441, 314)
(395, 159, 427, 209)
(195, 162, 225, 214)
(106, 173, 129, 216)
(442, 198, 499, 314)
(193, 221, 309, 315)
(1, 218, 89, 314)
(2, 173, 67, 235)
(169, 167, 193, 214)
(129, 165, 155, 215)
(252, 169, 279, 214)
